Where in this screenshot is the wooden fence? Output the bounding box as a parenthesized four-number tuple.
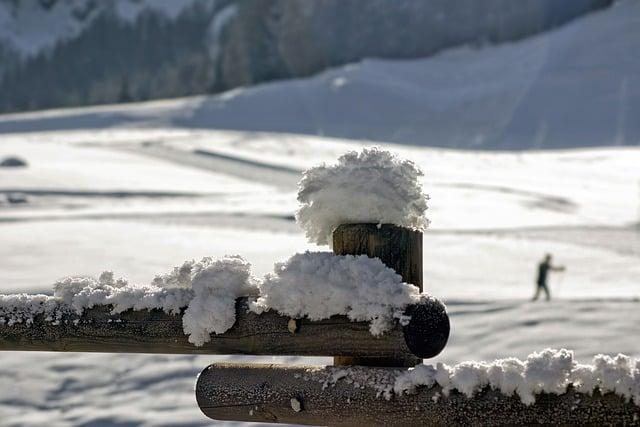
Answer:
(1, 223, 637, 425)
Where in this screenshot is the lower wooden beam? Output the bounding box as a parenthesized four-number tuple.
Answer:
(0, 297, 448, 364)
(196, 363, 640, 426)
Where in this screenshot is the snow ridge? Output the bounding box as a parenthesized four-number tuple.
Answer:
(296, 148, 429, 246)
(54, 271, 193, 316)
(0, 293, 66, 326)
(393, 348, 640, 405)
(298, 349, 640, 406)
(250, 251, 424, 336)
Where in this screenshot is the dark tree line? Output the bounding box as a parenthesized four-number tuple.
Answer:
(0, 1, 230, 111)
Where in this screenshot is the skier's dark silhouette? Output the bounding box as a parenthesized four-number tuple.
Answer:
(533, 254, 565, 301)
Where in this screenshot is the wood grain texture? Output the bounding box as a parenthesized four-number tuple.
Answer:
(0, 298, 442, 363)
(196, 363, 640, 426)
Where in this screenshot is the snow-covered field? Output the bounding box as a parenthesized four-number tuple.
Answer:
(2, 129, 638, 298)
(1, 3, 640, 425)
(1, 126, 638, 425)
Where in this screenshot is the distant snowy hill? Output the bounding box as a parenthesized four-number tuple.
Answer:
(0, 0, 637, 149)
(0, 0, 612, 113)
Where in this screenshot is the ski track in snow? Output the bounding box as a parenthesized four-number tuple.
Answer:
(123, 142, 301, 189)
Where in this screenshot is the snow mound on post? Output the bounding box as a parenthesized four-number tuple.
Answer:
(394, 348, 640, 406)
(250, 251, 422, 335)
(296, 148, 429, 245)
(182, 255, 259, 346)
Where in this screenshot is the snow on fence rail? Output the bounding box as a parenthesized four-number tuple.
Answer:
(0, 222, 447, 364)
(0, 295, 447, 364)
(196, 360, 640, 426)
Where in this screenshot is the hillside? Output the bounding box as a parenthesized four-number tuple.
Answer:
(0, 0, 612, 113)
(0, 0, 638, 149)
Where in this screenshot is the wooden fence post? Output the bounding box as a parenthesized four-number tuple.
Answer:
(332, 223, 425, 367)
(333, 224, 422, 291)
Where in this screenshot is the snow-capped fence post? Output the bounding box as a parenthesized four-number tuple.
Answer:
(332, 223, 423, 367)
(333, 223, 423, 292)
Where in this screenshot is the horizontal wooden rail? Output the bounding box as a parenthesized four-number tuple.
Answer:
(0, 297, 449, 364)
(196, 363, 640, 426)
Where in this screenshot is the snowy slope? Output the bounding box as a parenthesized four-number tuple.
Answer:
(0, 0, 638, 149)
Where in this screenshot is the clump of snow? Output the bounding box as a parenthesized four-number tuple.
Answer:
(393, 363, 444, 396)
(250, 251, 423, 336)
(182, 256, 259, 346)
(520, 348, 574, 403)
(486, 358, 526, 398)
(151, 260, 198, 289)
(585, 354, 640, 403)
(1, 255, 259, 347)
(448, 361, 491, 398)
(298, 349, 640, 406)
(53, 271, 193, 315)
(393, 348, 640, 406)
(296, 148, 429, 245)
(0, 293, 66, 326)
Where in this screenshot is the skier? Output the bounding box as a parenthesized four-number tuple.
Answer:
(532, 253, 565, 301)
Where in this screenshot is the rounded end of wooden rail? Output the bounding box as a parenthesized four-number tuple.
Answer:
(403, 297, 450, 359)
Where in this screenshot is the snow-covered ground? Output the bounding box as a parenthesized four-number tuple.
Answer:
(2, 129, 638, 297)
(1, 126, 638, 425)
(1, 2, 639, 424)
